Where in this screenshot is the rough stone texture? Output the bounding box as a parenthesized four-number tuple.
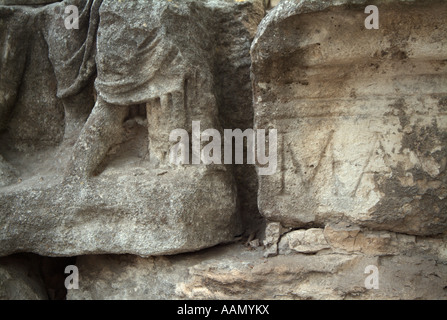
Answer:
(6, 16, 65, 149)
(213, 0, 265, 235)
(0, 167, 239, 256)
(0, 5, 32, 132)
(0, 254, 48, 300)
(67, 241, 447, 300)
(0, 155, 18, 187)
(252, 0, 447, 235)
(324, 222, 447, 258)
(0, 0, 265, 257)
(278, 228, 331, 254)
(262, 221, 290, 256)
(1, 0, 447, 300)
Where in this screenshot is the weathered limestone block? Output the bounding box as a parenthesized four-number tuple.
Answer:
(0, 167, 239, 256)
(0, 5, 32, 132)
(0, 0, 267, 257)
(324, 223, 404, 255)
(324, 222, 447, 257)
(252, 0, 447, 235)
(278, 228, 330, 254)
(6, 14, 65, 149)
(67, 243, 447, 300)
(262, 221, 290, 257)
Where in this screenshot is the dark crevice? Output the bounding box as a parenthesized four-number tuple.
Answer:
(0, 253, 77, 300)
(39, 255, 77, 300)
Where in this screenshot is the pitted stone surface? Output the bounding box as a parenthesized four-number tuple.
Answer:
(252, 0, 447, 235)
